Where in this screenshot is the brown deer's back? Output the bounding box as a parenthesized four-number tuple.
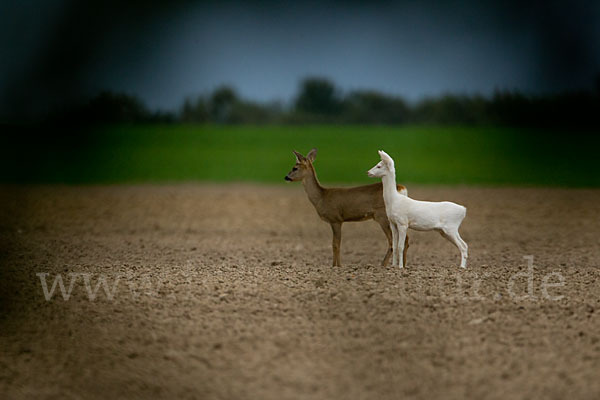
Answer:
(318, 182, 407, 222)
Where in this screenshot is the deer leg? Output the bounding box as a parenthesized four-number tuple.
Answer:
(376, 217, 393, 266)
(440, 228, 468, 268)
(396, 225, 407, 268)
(456, 234, 468, 268)
(330, 222, 342, 267)
(378, 213, 409, 267)
(402, 234, 409, 268)
(390, 222, 399, 267)
(454, 231, 468, 268)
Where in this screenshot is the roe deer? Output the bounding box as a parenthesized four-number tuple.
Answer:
(368, 150, 468, 268)
(285, 148, 409, 267)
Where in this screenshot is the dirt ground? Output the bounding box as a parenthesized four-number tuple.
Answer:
(0, 183, 599, 399)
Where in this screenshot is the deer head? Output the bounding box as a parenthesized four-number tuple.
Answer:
(367, 150, 395, 178)
(284, 148, 317, 181)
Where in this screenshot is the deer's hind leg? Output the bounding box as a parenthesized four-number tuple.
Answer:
(402, 234, 408, 268)
(439, 228, 468, 268)
(375, 216, 393, 266)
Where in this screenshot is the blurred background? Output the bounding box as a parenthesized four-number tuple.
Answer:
(1, 0, 599, 185)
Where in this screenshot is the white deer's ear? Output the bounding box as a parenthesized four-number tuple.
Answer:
(306, 148, 317, 162)
(378, 150, 394, 167)
(293, 150, 306, 163)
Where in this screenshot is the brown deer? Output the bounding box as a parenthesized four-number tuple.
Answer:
(285, 148, 408, 267)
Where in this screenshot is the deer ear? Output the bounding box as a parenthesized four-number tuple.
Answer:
(306, 148, 317, 162)
(293, 150, 306, 163)
(378, 150, 394, 167)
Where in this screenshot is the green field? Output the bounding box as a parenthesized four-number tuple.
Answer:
(3, 124, 599, 186)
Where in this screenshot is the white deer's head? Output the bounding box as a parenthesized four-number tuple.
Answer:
(367, 150, 395, 178)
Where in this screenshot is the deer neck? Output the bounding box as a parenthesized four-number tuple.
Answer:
(381, 169, 398, 205)
(301, 164, 325, 206)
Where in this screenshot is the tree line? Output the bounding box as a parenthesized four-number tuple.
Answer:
(52, 77, 600, 129)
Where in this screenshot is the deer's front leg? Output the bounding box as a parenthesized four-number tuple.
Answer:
(396, 225, 407, 268)
(330, 222, 342, 266)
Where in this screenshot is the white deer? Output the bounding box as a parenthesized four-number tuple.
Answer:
(367, 150, 468, 268)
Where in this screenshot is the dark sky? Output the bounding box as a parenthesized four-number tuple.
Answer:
(1, 0, 599, 117)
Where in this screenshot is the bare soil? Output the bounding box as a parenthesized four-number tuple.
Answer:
(1, 184, 599, 399)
